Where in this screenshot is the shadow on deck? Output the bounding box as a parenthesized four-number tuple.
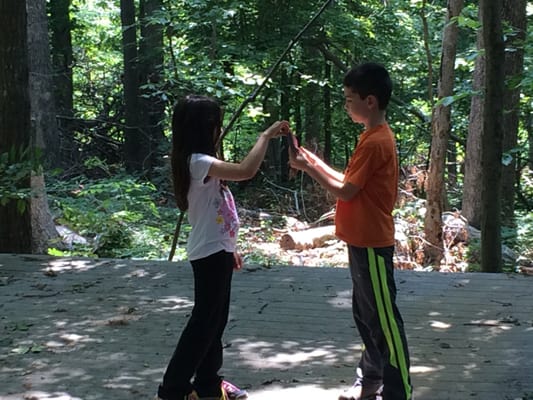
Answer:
(0, 254, 532, 400)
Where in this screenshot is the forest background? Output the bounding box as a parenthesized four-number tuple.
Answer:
(0, 0, 532, 273)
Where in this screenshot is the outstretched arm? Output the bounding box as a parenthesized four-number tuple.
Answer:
(209, 120, 289, 181)
(290, 147, 360, 202)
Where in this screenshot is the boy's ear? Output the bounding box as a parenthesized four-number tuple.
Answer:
(366, 94, 379, 109)
(365, 94, 378, 107)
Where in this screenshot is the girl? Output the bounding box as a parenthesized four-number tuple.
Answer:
(154, 95, 289, 400)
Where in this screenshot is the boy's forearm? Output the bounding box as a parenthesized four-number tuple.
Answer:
(303, 150, 345, 183)
(303, 162, 346, 199)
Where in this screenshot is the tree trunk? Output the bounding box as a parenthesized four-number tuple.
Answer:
(480, 0, 504, 273)
(120, 0, 142, 173)
(462, 11, 484, 229)
(302, 45, 322, 146)
(27, 0, 60, 253)
(323, 60, 332, 164)
(529, 110, 533, 171)
(48, 0, 75, 168)
(500, 0, 527, 227)
(420, 0, 434, 106)
(280, 68, 291, 182)
(0, 0, 32, 253)
(138, 0, 165, 177)
(423, 0, 463, 266)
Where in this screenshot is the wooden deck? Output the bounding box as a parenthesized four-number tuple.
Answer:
(1, 253, 532, 400)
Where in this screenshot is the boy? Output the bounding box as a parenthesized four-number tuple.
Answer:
(289, 63, 412, 400)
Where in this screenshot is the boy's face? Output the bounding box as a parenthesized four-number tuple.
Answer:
(343, 86, 370, 124)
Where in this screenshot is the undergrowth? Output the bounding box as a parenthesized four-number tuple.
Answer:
(46, 172, 533, 272)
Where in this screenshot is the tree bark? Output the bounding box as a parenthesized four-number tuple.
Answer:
(0, 0, 32, 253)
(323, 61, 332, 164)
(138, 0, 165, 177)
(27, 0, 60, 253)
(280, 68, 291, 182)
(48, 0, 75, 167)
(500, 0, 527, 226)
(462, 9, 484, 229)
(529, 109, 533, 171)
(120, 0, 142, 173)
(423, 0, 463, 266)
(480, 0, 504, 273)
(420, 0, 434, 106)
(302, 46, 322, 146)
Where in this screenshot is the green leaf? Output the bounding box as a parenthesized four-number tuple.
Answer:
(11, 346, 31, 354)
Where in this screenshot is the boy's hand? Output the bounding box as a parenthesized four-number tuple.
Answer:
(289, 146, 313, 171)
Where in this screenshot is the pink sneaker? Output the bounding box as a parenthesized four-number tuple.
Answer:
(152, 391, 199, 400)
(221, 380, 248, 400)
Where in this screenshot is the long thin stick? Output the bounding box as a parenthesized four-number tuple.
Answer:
(169, 0, 334, 261)
(168, 210, 185, 261)
(217, 0, 334, 146)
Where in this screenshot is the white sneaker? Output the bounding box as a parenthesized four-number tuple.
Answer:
(338, 379, 383, 400)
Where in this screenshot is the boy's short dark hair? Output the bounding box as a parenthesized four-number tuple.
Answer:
(343, 62, 392, 110)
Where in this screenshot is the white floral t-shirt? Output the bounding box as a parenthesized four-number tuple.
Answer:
(186, 153, 239, 261)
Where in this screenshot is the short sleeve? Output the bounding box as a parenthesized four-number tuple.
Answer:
(190, 153, 216, 181)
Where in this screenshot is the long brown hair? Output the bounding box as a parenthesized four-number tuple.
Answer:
(171, 95, 222, 211)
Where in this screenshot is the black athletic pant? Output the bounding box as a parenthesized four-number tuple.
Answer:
(348, 245, 412, 400)
(158, 250, 234, 399)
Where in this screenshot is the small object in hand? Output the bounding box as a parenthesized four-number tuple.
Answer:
(287, 129, 299, 153)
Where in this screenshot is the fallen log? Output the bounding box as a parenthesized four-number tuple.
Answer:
(280, 225, 336, 250)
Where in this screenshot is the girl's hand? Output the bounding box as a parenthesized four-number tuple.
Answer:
(233, 252, 243, 270)
(263, 120, 290, 140)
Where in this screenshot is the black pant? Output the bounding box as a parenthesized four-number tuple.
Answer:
(158, 250, 234, 400)
(348, 245, 412, 400)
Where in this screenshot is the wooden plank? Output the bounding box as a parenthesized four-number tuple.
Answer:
(1, 254, 532, 400)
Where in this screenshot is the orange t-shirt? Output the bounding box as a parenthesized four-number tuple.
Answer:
(335, 123, 398, 248)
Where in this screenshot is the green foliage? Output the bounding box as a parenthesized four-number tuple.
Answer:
(71, 0, 123, 130)
(47, 173, 185, 260)
(0, 147, 41, 213)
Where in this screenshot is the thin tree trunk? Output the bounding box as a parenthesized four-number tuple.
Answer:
(303, 46, 322, 145)
(423, 0, 464, 266)
(462, 11, 484, 229)
(500, 0, 527, 227)
(280, 68, 291, 182)
(48, 0, 75, 167)
(529, 110, 533, 170)
(480, 0, 504, 273)
(421, 0, 434, 106)
(120, 0, 142, 173)
(138, 0, 165, 177)
(323, 61, 332, 164)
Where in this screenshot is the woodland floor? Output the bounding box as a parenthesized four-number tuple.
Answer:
(232, 176, 533, 274)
